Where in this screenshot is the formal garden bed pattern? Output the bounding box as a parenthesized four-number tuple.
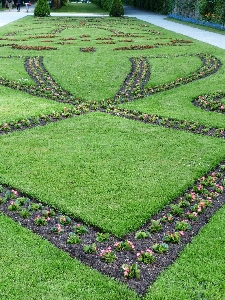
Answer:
(0, 16, 225, 296)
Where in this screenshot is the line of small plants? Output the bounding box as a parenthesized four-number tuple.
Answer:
(99, 104, 225, 138)
(0, 98, 224, 139)
(0, 163, 224, 294)
(193, 91, 225, 114)
(24, 56, 74, 100)
(80, 47, 96, 52)
(0, 54, 224, 139)
(0, 35, 59, 42)
(113, 53, 221, 103)
(2, 18, 164, 44)
(0, 106, 89, 134)
(115, 56, 150, 100)
(4, 28, 32, 36)
(0, 56, 81, 104)
(11, 44, 57, 51)
(113, 39, 193, 51)
(77, 22, 163, 37)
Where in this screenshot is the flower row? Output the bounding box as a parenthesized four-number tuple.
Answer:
(113, 39, 193, 51)
(11, 44, 57, 51)
(0, 165, 224, 280)
(114, 53, 220, 103)
(100, 105, 225, 138)
(195, 92, 225, 113)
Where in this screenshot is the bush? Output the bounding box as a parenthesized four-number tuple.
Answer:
(103, 0, 112, 11)
(34, 0, 50, 17)
(127, 0, 174, 14)
(109, 0, 124, 16)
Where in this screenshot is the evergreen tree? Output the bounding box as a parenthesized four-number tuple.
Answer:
(34, 0, 50, 17)
(109, 0, 124, 17)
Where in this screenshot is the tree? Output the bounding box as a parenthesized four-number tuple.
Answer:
(2, 0, 6, 8)
(34, 0, 50, 17)
(109, 0, 124, 17)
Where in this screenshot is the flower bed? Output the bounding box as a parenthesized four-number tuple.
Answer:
(0, 164, 224, 294)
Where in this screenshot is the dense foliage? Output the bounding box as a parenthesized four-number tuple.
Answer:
(91, 0, 112, 11)
(109, 0, 124, 16)
(172, 0, 225, 25)
(123, 0, 175, 14)
(34, 0, 50, 16)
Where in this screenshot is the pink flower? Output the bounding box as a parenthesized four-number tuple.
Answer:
(179, 231, 184, 236)
(128, 241, 135, 249)
(197, 184, 203, 191)
(191, 192, 196, 200)
(11, 189, 18, 197)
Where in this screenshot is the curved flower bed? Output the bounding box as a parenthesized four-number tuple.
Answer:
(113, 39, 193, 51)
(0, 54, 224, 139)
(193, 92, 225, 114)
(114, 53, 221, 102)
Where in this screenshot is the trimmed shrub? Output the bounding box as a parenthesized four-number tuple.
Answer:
(109, 0, 124, 16)
(34, 0, 50, 17)
(103, 0, 112, 11)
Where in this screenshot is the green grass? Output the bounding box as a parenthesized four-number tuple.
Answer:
(0, 113, 224, 236)
(0, 86, 73, 123)
(0, 13, 225, 299)
(0, 214, 137, 300)
(52, 2, 107, 14)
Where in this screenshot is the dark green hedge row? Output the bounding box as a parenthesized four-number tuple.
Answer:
(123, 0, 175, 14)
(89, 0, 225, 22)
(91, 0, 174, 14)
(91, 0, 112, 11)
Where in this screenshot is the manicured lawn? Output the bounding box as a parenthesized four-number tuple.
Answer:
(53, 2, 107, 14)
(0, 113, 224, 236)
(0, 13, 225, 299)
